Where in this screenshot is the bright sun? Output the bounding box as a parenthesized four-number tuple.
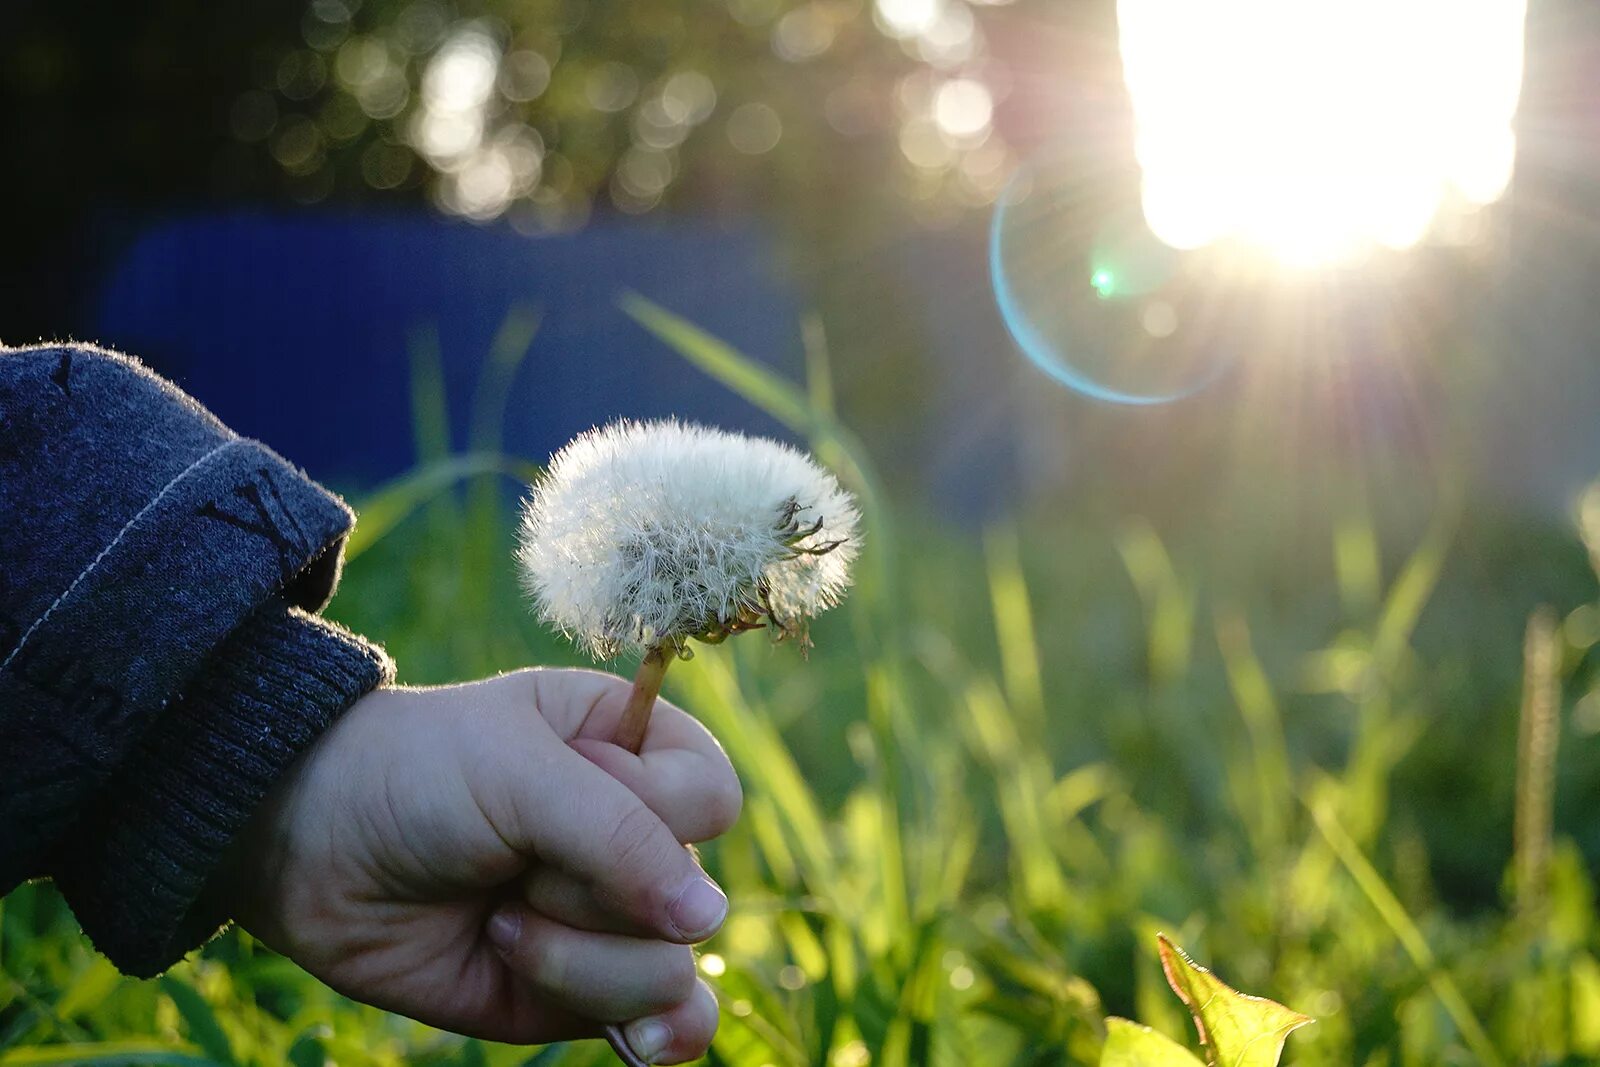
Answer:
(1117, 0, 1529, 266)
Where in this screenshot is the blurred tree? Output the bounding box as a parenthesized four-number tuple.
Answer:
(0, 1, 306, 339)
(235, 0, 1019, 229)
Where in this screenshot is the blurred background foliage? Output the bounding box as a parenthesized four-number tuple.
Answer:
(0, 0, 1049, 327)
(7, 0, 1600, 1064)
(4, 308, 1600, 1065)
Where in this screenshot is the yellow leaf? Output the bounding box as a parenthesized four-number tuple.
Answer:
(1101, 1017, 1206, 1067)
(1157, 936, 1312, 1067)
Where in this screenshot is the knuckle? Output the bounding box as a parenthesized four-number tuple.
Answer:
(500, 667, 547, 714)
(705, 772, 743, 836)
(660, 947, 698, 1003)
(605, 805, 676, 894)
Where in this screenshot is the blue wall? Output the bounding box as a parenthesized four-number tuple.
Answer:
(94, 212, 805, 487)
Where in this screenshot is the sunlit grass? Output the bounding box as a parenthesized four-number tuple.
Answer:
(4, 305, 1600, 1065)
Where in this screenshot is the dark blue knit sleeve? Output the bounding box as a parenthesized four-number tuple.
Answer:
(0, 342, 393, 974)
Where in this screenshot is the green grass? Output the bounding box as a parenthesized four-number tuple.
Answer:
(6, 301, 1600, 1065)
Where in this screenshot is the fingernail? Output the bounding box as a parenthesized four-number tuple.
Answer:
(486, 907, 522, 955)
(625, 1018, 673, 1063)
(668, 877, 728, 940)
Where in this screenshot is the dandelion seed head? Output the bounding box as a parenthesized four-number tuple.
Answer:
(517, 419, 860, 659)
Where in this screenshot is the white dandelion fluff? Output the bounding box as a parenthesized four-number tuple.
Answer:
(517, 419, 860, 662)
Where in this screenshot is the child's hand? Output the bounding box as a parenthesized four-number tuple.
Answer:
(216, 669, 743, 1063)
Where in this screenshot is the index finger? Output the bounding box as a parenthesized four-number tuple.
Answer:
(496, 735, 729, 943)
(534, 667, 723, 754)
(533, 669, 743, 844)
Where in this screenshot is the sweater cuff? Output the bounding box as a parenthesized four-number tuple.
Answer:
(52, 601, 394, 977)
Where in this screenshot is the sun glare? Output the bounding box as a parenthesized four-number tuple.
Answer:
(1117, 0, 1528, 266)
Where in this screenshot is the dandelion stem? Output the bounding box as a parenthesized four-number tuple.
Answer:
(605, 1026, 650, 1067)
(615, 644, 671, 753)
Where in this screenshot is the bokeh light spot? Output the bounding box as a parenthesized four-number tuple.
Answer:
(875, 0, 943, 40)
(727, 102, 783, 154)
(662, 70, 718, 125)
(932, 77, 992, 140)
(586, 62, 640, 113)
(500, 50, 552, 103)
(422, 28, 498, 113)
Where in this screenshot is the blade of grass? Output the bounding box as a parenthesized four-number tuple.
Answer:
(961, 676, 1069, 912)
(407, 324, 452, 464)
(1308, 792, 1504, 1067)
(1215, 609, 1294, 859)
(468, 307, 541, 456)
(1372, 487, 1458, 677)
(619, 293, 813, 429)
(984, 527, 1047, 740)
(158, 978, 235, 1066)
(1333, 510, 1381, 620)
(1116, 521, 1193, 689)
(801, 313, 835, 420)
(1515, 606, 1561, 921)
(673, 655, 836, 892)
(0, 1044, 229, 1067)
(345, 454, 541, 562)
(407, 322, 465, 602)
(463, 309, 543, 662)
(864, 666, 911, 954)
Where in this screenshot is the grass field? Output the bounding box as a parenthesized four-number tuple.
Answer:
(5, 304, 1600, 1066)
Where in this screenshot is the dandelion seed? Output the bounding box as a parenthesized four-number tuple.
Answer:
(517, 418, 859, 750)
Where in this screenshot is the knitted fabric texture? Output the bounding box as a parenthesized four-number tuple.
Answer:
(0, 342, 391, 973)
(53, 600, 392, 975)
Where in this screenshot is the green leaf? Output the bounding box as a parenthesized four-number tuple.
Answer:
(1101, 1018, 1205, 1067)
(1156, 937, 1311, 1067)
(158, 977, 235, 1066)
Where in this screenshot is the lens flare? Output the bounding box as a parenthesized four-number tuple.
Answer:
(990, 163, 1233, 405)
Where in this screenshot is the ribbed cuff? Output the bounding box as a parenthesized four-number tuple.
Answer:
(52, 600, 394, 977)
